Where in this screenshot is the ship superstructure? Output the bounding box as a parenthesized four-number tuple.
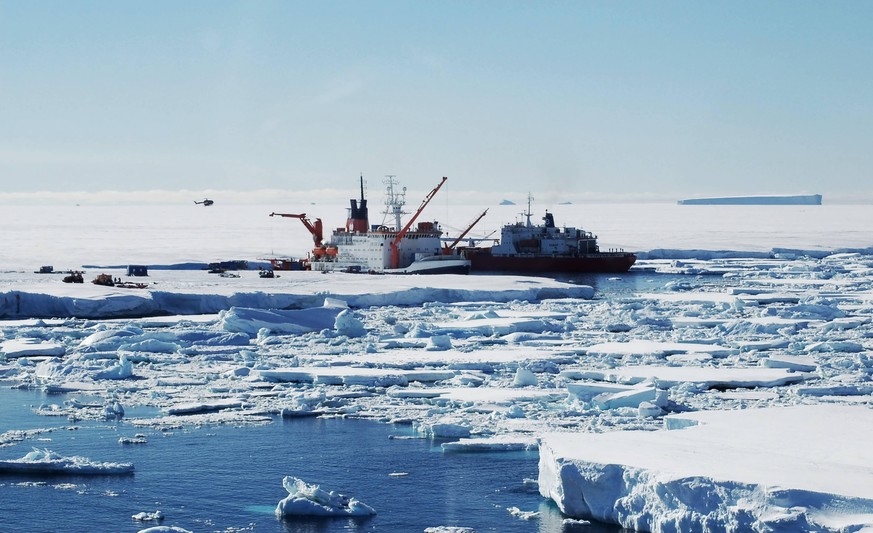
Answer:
(271, 176, 469, 274)
(462, 195, 636, 273)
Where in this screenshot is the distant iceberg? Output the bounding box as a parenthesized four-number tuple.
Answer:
(678, 194, 822, 205)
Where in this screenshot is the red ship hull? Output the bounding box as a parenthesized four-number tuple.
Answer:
(466, 250, 636, 274)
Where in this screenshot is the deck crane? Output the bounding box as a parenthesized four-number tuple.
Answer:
(442, 209, 488, 254)
(389, 176, 447, 269)
(269, 212, 324, 248)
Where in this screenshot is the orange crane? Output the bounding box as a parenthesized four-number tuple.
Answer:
(442, 209, 488, 254)
(269, 213, 324, 248)
(390, 176, 447, 269)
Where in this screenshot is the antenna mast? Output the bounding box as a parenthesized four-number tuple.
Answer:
(383, 175, 408, 230)
(524, 193, 534, 228)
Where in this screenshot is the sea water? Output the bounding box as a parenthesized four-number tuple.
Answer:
(0, 388, 622, 532)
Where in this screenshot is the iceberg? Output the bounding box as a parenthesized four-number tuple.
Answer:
(275, 476, 376, 517)
(678, 194, 822, 205)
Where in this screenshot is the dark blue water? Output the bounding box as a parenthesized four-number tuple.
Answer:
(0, 388, 621, 532)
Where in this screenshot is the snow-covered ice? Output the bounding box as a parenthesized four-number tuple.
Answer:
(2, 202, 873, 530)
(539, 405, 873, 531)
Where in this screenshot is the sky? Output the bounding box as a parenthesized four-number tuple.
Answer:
(1, 1, 872, 204)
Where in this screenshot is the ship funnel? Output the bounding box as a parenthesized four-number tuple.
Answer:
(346, 174, 369, 232)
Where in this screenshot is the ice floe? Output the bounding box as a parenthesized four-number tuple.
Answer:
(0, 448, 134, 475)
(275, 476, 376, 517)
(538, 405, 873, 531)
(2, 244, 873, 530)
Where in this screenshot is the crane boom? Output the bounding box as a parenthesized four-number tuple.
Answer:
(390, 176, 447, 269)
(443, 209, 488, 253)
(270, 212, 324, 247)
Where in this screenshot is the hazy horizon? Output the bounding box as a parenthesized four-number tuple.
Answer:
(0, 187, 863, 207)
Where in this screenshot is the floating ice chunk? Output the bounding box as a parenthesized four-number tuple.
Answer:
(566, 381, 666, 411)
(434, 386, 566, 406)
(441, 435, 537, 453)
(638, 400, 665, 418)
(80, 326, 142, 350)
(665, 352, 713, 364)
(0, 338, 65, 359)
(275, 476, 376, 517)
(131, 510, 163, 522)
(507, 506, 539, 520)
(164, 398, 243, 415)
(806, 340, 864, 353)
(433, 316, 553, 336)
(566, 366, 806, 389)
(424, 527, 475, 533)
(783, 298, 846, 320)
(122, 338, 180, 353)
(794, 385, 872, 397)
(761, 354, 817, 372)
(335, 309, 367, 337)
(137, 526, 192, 533)
(418, 418, 472, 439)
(426, 334, 453, 351)
(566, 382, 638, 401)
(819, 317, 870, 332)
(33, 357, 66, 381)
(226, 366, 250, 377)
(219, 304, 345, 335)
(505, 404, 526, 418)
(594, 384, 667, 411)
(103, 400, 125, 420)
(258, 367, 454, 386)
(513, 367, 538, 387)
(95, 355, 134, 380)
(0, 448, 134, 475)
(585, 339, 737, 358)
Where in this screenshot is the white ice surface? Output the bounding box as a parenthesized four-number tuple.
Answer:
(2, 202, 873, 531)
(0, 269, 593, 319)
(563, 366, 808, 389)
(0, 448, 134, 475)
(539, 405, 873, 531)
(1, 338, 65, 358)
(275, 476, 376, 517)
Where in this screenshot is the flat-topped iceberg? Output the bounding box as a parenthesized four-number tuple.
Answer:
(678, 194, 822, 205)
(275, 476, 376, 517)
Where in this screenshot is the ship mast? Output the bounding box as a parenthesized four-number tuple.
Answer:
(389, 176, 447, 269)
(383, 175, 408, 230)
(524, 193, 534, 228)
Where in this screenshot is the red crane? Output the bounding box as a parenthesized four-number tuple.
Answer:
(269, 213, 324, 248)
(442, 209, 488, 254)
(389, 176, 447, 269)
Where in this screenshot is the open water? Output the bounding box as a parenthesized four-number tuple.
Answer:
(0, 387, 623, 532)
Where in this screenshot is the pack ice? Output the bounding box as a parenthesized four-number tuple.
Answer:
(2, 251, 873, 531)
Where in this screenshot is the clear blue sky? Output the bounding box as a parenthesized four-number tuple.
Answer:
(1, 1, 872, 202)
